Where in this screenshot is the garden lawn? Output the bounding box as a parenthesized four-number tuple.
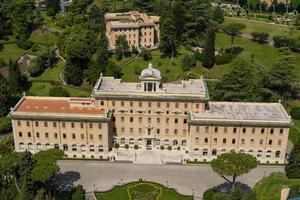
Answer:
(117, 46, 201, 82)
(224, 17, 300, 39)
(253, 173, 300, 200)
(95, 182, 192, 200)
(212, 33, 300, 79)
(33, 61, 64, 82)
(0, 43, 29, 62)
(29, 29, 58, 46)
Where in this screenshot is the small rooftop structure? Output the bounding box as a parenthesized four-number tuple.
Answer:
(92, 63, 208, 100)
(190, 102, 292, 126)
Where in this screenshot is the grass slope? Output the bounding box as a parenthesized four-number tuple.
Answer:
(254, 173, 300, 200)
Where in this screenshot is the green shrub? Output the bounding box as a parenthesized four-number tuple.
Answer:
(49, 85, 69, 97)
(177, 146, 180, 151)
(124, 144, 129, 149)
(16, 39, 33, 50)
(134, 144, 139, 150)
(31, 43, 40, 52)
(251, 32, 269, 43)
(289, 184, 300, 197)
(182, 54, 196, 71)
(29, 63, 44, 77)
(291, 107, 300, 120)
(203, 188, 216, 200)
(160, 145, 164, 150)
(167, 146, 172, 150)
(215, 53, 235, 65)
(0, 58, 7, 69)
(140, 47, 152, 61)
(71, 185, 84, 200)
(114, 143, 120, 149)
(195, 52, 203, 61)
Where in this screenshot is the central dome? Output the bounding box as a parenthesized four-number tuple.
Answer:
(139, 62, 161, 81)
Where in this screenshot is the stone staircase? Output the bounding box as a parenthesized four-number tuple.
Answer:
(85, 192, 97, 200)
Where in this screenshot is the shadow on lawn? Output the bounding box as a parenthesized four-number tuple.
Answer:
(214, 181, 251, 193)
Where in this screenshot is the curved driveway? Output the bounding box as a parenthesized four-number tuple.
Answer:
(57, 160, 284, 198)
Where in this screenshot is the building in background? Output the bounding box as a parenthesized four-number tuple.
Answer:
(10, 63, 292, 164)
(105, 11, 160, 49)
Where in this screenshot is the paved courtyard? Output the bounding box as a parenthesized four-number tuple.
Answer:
(57, 160, 284, 198)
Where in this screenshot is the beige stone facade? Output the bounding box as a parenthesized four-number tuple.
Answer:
(105, 11, 160, 49)
(10, 63, 292, 164)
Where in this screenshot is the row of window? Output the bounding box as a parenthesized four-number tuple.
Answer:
(17, 121, 103, 129)
(194, 137, 281, 146)
(192, 149, 281, 158)
(119, 117, 187, 124)
(18, 132, 103, 140)
(19, 143, 104, 152)
(196, 126, 284, 135)
(107, 101, 201, 109)
(115, 127, 187, 135)
(117, 138, 187, 146)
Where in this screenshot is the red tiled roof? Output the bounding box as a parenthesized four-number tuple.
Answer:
(16, 98, 105, 115)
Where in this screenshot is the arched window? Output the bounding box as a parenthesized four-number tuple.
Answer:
(173, 139, 178, 146)
(182, 140, 187, 146)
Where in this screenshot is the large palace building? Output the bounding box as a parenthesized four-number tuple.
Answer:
(105, 11, 160, 49)
(10, 63, 292, 164)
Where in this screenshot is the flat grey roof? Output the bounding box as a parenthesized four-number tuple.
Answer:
(94, 77, 207, 96)
(191, 102, 291, 123)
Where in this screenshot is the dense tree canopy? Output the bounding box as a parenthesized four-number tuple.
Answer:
(213, 59, 261, 102)
(0, 75, 11, 117)
(202, 27, 216, 68)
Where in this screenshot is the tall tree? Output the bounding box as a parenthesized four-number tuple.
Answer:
(183, 0, 212, 44)
(211, 152, 258, 190)
(115, 35, 130, 60)
(286, 143, 300, 179)
(213, 59, 261, 101)
(223, 23, 246, 51)
(0, 74, 11, 117)
(263, 49, 297, 100)
(64, 61, 84, 86)
(46, 0, 60, 16)
(202, 26, 215, 68)
(171, 0, 186, 41)
(132, 0, 155, 12)
(159, 8, 178, 59)
(8, 59, 23, 94)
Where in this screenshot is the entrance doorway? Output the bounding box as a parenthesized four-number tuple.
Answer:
(146, 139, 152, 149)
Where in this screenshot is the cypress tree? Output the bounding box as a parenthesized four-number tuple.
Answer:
(8, 59, 23, 94)
(202, 27, 215, 68)
(0, 74, 11, 117)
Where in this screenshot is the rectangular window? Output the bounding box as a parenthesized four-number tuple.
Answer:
(130, 117, 133, 122)
(196, 104, 199, 109)
(99, 134, 102, 140)
(35, 121, 39, 127)
(148, 102, 151, 107)
(175, 103, 179, 108)
(26, 121, 30, 126)
(174, 118, 178, 124)
(223, 138, 226, 144)
(71, 122, 75, 128)
(54, 133, 58, 139)
(184, 119, 187, 124)
(28, 132, 31, 137)
(224, 127, 227, 133)
(157, 102, 161, 108)
(80, 123, 84, 129)
(232, 139, 236, 144)
(121, 101, 124, 107)
(63, 133, 66, 139)
(130, 101, 133, 107)
(214, 127, 218, 133)
(204, 138, 208, 144)
(138, 128, 142, 133)
(130, 128, 133, 133)
(280, 129, 284, 134)
(166, 103, 170, 108)
(174, 129, 178, 134)
(157, 129, 160, 134)
(250, 139, 254, 145)
(89, 123, 93, 129)
(184, 103, 188, 108)
(45, 132, 49, 138)
(252, 128, 255, 133)
(19, 132, 22, 137)
(98, 123, 102, 129)
(213, 138, 217, 144)
(268, 139, 273, 145)
(139, 102, 142, 107)
(196, 126, 200, 132)
(241, 139, 245, 144)
(157, 118, 160, 123)
(205, 127, 209, 133)
(17, 121, 21, 126)
(165, 129, 169, 134)
(53, 122, 57, 127)
(62, 122, 65, 128)
(242, 128, 246, 133)
(278, 140, 282, 145)
(260, 139, 263, 145)
(121, 117, 125, 122)
(166, 118, 169, 124)
(233, 127, 237, 133)
(112, 101, 115, 106)
(72, 134, 75, 139)
(270, 128, 274, 134)
(81, 134, 84, 139)
(101, 101, 104, 106)
(261, 128, 265, 134)
(36, 132, 39, 138)
(139, 117, 142, 123)
(44, 121, 48, 127)
(148, 118, 151, 123)
(90, 134, 93, 140)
